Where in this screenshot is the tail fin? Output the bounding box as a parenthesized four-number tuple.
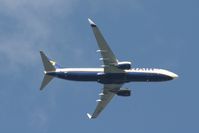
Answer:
(39, 51, 57, 91)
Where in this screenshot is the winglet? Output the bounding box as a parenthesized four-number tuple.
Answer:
(87, 113, 93, 119)
(88, 18, 96, 27)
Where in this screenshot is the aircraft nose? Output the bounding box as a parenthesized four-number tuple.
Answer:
(169, 72, 178, 79)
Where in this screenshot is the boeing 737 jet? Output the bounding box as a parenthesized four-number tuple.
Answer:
(40, 18, 178, 119)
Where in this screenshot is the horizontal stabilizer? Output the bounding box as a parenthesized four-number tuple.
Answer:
(39, 51, 56, 90)
(40, 51, 55, 71)
(40, 75, 54, 91)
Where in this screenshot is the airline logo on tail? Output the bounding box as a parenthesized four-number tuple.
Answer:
(50, 60, 56, 66)
(49, 60, 61, 69)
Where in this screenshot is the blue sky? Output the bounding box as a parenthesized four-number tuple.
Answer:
(0, 0, 198, 132)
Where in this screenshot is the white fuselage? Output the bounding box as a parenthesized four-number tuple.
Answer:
(47, 68, 178, 84)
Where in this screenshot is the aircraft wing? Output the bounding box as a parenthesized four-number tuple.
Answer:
(88, 18, 123, 73)
(87, 84, 122, 119)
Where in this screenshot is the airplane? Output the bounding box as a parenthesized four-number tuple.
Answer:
(39, 18, 178, 119)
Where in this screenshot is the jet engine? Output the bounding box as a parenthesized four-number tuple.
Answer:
(116, 88, 131, 96)
(116, 61, 132, 70)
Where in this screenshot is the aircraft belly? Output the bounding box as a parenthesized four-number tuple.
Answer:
(97, 73, 127, 84)
(64, 72, 98, 81)
(64, 72, 127, 84)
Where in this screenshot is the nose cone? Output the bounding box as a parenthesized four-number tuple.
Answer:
(159, 69, 178, 80)
(169, 72, 178, 79)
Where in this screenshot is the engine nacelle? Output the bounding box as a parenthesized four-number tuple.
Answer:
(116, 61, 132, 70)
(116, 89, 131, 96)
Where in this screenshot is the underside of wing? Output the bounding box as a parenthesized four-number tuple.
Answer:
(87, 84, 122, 119)
(88, 18, 124, 73)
